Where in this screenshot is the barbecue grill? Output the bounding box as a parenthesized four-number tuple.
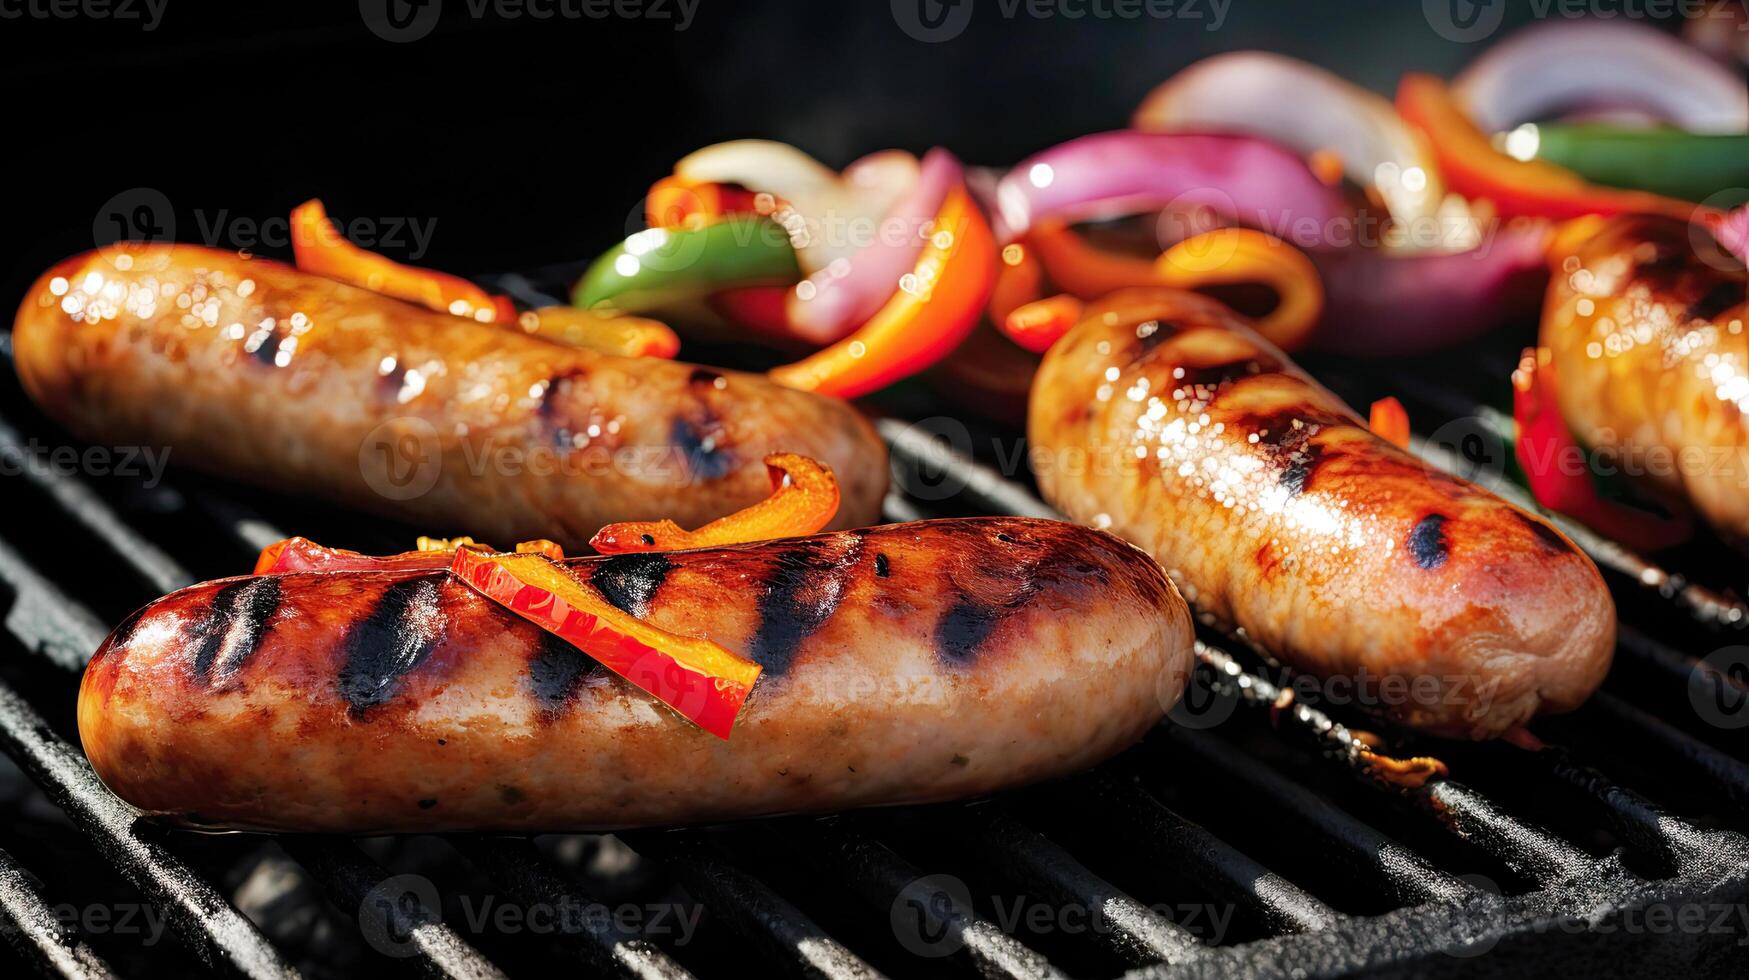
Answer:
(0, 259, 1745, 980)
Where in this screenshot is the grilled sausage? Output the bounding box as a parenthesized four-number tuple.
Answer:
(78, 517, 1192, 832)
(1542, 214, 1749, 544)
(13, 245, 887, 547)
(1029, 288, 1615, 739)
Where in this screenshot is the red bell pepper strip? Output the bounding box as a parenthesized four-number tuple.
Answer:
(1511, 347, 1691, 552)
(767, 185, 996, 398)
(1003, 294, 1085, 354)
(1395, 75, 1698, 222)
(290, 199, 507, 322)
(590, 453, 840, 554)
(646, 176, 770, 230)
(1367, 397, 1410, 450)
(450, 547, 761, 738)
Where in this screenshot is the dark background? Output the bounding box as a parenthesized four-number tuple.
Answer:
(0, 0, 1629, 307)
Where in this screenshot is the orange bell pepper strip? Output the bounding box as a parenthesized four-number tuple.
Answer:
(1367, 397, 1411, 449)
(1395, 75, 1697, 222)
(767, 185, 996, 398)
(1511, 347, 1691, 552)
(290, 199, 506, 322)
(1025, 219, 1159, 299)
(450, 547, 761, 738)
(989, 242, 1047, 326)
(1003, 294, 1085, 354)
(591, 453, 840, 553)
(646, 176, 770, 230)
(512, 307, 680, 358)
(1154, 228, 1323, 352)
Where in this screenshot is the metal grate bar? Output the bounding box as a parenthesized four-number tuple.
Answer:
(1083, 774, 1341, 935)
(1193, 642, 1596, 886)
(1617, 624, 1749, 700)
(1520, 745, 1716, 865)
(277, 838, 506, 980)
(955, 807, 1205, 966)
(1547, 692, 1749, 815)
(793, 822, 1069, 980)
(875, 419, 1059, 519)
(1155, 728, 1477, 906)
(623, 831, 888, 980)
(0, 844, 119, 980)
(0, 680, 297, 980)
(0, 412, 193, 596)
(450, 837, 697, 980)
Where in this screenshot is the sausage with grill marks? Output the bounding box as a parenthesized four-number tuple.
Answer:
(78, 517, 1192, 832)
(1542, 214, 1749, 545)
(13, 245, 887, 548)
(1029, 288, 1615, 739)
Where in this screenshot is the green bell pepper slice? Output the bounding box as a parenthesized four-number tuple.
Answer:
(1516, 124, 1749, 207)
(572, 215, 802, 313)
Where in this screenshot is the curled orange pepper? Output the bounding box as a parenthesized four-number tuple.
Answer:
(988, 242, 1047, 326)
(290, 199, 506, 323)
(1154, 228, 1323, 352)
(591, 453, 840, 553)
(1367, 397, 1411, 450)
(450, 548, 761, 738)
(513, 307, 680, 358)
(767, 185, 996, 398)
(646, 176, 772, 230)
(1003, 294, 1085, 354)
(256, 536, 566, 574)
(1025, 218, 1158, 299)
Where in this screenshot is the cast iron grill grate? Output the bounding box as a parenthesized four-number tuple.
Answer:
(0, 261, 1745, 978)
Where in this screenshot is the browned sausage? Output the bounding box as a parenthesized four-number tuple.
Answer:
(1029, 287, 1615, 739)
(13, 245, 888, 548)
(78, 518, 1192, 832)
(1542, 214, 1749, 545)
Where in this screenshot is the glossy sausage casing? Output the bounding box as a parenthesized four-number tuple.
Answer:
(1542, 215, 1749, 544)
(78, 518, 1193, 832)
(1029, 288, 1615, 738)
(14, 245, 887, 547)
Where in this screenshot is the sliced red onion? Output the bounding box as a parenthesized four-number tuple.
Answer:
(1132, 52, 1444, 225)
(1310, 221, 1552, 356)
(992, 131, 1351, 247)
(1454, 19, 1749, 135)
(784, 149, 961, 344)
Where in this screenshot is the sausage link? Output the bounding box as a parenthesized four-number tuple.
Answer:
(78, 517, 1192, 832)
(13, 245, 888, 547)
(1029, 287, 1614, 738)
(1542, 215, 1749, 544)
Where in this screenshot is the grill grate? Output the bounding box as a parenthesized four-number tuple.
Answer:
(1, 273, 1748, 978)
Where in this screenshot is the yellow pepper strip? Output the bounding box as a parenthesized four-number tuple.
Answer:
(590, 454, 840, 553)
(514, 307, 680, 358)
(1154, 228, 1324, 352)
(766, 186, 996, 398)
